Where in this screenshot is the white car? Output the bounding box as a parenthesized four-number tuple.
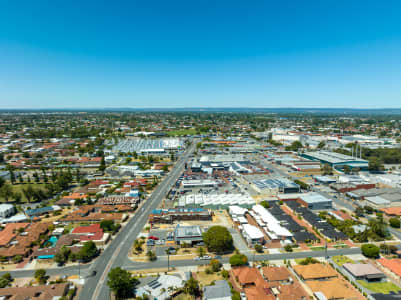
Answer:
(194, 256, 200, 261)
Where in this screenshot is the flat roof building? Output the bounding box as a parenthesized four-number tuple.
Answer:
(174, 225, 203, 245)
(301, 150, 369, 170)
(343, 263, 385, 281)
(0, 204, 15, 219)
(298, 193, 332, 210)
(241, 224, 264, 245)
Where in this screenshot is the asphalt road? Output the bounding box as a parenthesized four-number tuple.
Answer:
(119, 246, 362, 271)
(80, 142, 197, 300)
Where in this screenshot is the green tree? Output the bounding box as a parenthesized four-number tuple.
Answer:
(202, 226, 233, 254)
(209, 259, 221, 272)
(317, 141, 326, 149)
(0, 184, 14, 202)
(284, 245, 293, 252)
(107, 267, 138, 300)
(99, 155, 106, 173)
(389, 217, 401, 228)
(0, 273, 12, 288)
(260, 201, 270, 209)
(321, 164, 333, 175)
(254, 244, 263, 253)
(8, 167, 16, 185)
(12, 255, 23, 264)
(355, 206, 364, 217)
(229, 254, 248, 266)
(22, 185, 35, 203)
(298, 257, 319, 265)
(54, 246, 71, 266)
(146, 250, 156, 261)
(183, 277, 200, 296)
(100, 220, 116, 232)
(197, 246, 206, 257)
(368, 157, 384, 172)
(34, 269, 48, 284)
(361, 244, 380, 258)
(13, 192, 22, 203)
(285, 141, 303, 151)
(78, 241, 99, 262)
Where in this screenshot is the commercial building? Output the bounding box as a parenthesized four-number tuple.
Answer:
(252, 205, 293, 241)
(252, 177, 300, 194)
(241, 224, 264, 245)
(182, 179, 218, 188)
(178, 193, 255, 209)
(301, 150, 369, 170)
(112, 138, 183, 153)
(173, 225, 203, 245)
(298, 193, 333, 210)
(149, 208, 212, 224)
(0, 204, 15, 218)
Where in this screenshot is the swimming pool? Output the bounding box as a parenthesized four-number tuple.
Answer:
(46, 236, 58, 248)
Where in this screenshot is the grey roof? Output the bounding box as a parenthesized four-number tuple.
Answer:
(300, 192, 332, 204)
(303, 150, 368, 164)
(343, 263, 384, 277)
(203, 280, 231, 300)
(174, 225, 202, 238)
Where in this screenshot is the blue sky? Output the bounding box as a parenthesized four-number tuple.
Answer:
(1, 0, 401, 108)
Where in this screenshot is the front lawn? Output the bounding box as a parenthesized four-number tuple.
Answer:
(357, 280, 401, 294)
(332, 255, 354, 266)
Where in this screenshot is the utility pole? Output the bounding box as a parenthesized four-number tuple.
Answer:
(166, 249, 170, 272)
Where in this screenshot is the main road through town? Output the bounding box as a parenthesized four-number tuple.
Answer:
(79, 141, 198, 300)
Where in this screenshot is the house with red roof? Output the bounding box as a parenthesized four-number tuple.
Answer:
(71, 223, 109, 246)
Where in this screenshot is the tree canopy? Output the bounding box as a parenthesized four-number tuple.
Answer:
(229, 254, 248, 266)
(361, 244, 380, 258)
(107, 267, 138, 299)
(389, 217, 401, 228)
(78, 241, 99, 262)
(202, 226, 233, 253)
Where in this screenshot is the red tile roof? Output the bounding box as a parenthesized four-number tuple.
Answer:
(378, 258, 401, 277)
(71, 223, 102, 234)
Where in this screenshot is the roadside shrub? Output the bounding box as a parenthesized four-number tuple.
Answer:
(361, 244, 380, 258)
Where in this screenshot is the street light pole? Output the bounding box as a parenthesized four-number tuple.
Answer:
(166, 249, 170, 272)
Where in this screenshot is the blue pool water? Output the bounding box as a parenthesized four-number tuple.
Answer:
(47, 236, 58, 247)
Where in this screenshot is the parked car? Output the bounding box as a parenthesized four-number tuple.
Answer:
(194, 256, 200, 261)
(148, 236, 159, 240)
(167, 247, 176, 254)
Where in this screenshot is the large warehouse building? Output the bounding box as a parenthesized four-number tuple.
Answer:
(301, 151, 369, 170)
